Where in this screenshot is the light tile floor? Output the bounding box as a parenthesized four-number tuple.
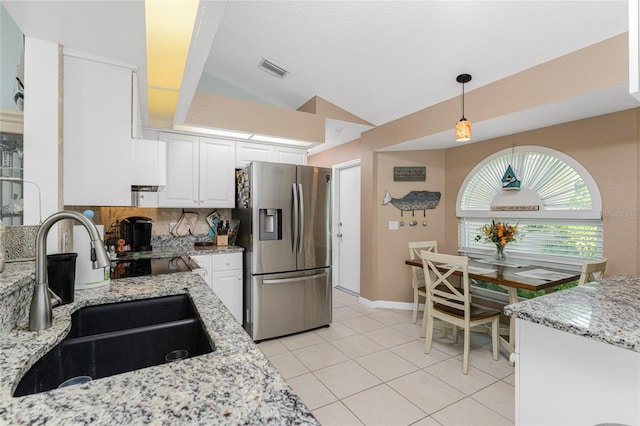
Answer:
(257, 287, 515, 426)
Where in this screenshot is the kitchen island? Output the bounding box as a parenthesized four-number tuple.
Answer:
(504, 275, 640, 426)
(0, 266, 318, 424)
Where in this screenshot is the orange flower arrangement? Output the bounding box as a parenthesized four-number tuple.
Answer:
(475, 219, 519, 246)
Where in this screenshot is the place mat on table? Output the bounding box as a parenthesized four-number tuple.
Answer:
(440, 264, 497, 275)
(475, 257, 528, 268)
(514, 268, 576, 281)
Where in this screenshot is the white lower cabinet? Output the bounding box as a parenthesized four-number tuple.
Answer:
(514, 319, 640, 426)
(192, 253, 243, 323)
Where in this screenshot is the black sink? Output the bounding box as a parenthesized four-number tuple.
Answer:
(14, 295, 214, 397)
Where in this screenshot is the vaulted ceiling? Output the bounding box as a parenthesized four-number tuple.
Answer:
(2, 1, 636, 151)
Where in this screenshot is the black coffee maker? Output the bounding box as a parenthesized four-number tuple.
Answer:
(121, 216, 153, 252)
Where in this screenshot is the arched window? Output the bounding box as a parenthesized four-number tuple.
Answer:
(457, 146, 602, 264)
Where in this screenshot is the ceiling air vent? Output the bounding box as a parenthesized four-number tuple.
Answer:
(258, 58, 289, 79)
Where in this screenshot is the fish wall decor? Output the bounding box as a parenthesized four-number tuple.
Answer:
(382, 190, 441, 226)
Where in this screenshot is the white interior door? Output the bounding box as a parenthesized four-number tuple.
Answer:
(334, 161, 360, 294)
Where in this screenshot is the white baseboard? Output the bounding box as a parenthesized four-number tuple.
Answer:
(357, 297, 424, 312)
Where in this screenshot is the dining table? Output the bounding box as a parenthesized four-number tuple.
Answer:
(405, 254, 581, 356)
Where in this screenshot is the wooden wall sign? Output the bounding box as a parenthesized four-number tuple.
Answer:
(491, 205, 540, 211)
(393, 166, 426, 181)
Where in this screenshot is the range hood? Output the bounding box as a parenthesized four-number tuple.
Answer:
(131, 185, 162, 192)
(131, 139, 166, 193)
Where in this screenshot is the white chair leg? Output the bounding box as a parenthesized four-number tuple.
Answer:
(424, 314, 434, 353)
(453, 326, 459, 344)
(492, 318, 499, 361)
(463, 327, 470, 374)
(440, 324, 448, 338)
(412, 289, 419, 324)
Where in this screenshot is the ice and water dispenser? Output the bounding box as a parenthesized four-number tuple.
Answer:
(259, 209, 282, 240)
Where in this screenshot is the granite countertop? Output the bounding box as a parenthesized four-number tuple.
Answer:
(504, 275, 640, 353)
(0, 272, 318, 424)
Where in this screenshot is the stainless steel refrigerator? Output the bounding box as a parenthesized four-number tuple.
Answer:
(234, 161, 332, 341)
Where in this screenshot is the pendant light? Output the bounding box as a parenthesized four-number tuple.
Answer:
(455, 73, 472, 142)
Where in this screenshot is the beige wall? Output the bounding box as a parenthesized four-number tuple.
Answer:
(444, 109, 640, 278)
(374, 150, 446, 302)
(307, 139, 361, 168)
(308, 32, 636, 303)
(310, 108, 640, 303)
(186, 92, 325, 144)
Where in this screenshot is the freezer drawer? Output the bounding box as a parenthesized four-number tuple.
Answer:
(247, 268, 332, 341)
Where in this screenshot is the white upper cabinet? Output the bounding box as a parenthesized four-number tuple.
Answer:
(199, 137, 235, 207)
(236, 141, 307, 168)
(158, 132, 200, 207)
(274, 146, 307, 165)
(63, 54, 133, 206)
(236, 141, 273, 168)
(131, 139, 166, 188)
(158, 132, 235, 208)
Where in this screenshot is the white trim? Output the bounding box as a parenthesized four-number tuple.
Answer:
(630, 0, 640, 100)
(359, 296, 416, 311)
(331, 158, 361, 290)
(456, 145, 602, 218)
(332, 158, 361, 170)
(63, 47, 137, 70)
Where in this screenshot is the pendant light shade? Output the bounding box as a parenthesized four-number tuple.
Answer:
(455, 73, 472, 142)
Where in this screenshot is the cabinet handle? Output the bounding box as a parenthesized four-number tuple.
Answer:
(225, 260, 230, 265)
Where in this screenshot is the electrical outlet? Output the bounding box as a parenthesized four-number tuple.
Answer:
(389, 221, 399, 230)
(169, 222, 177, 233)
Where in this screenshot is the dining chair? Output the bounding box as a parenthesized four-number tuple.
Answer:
(419, 250, 501, 374)
(578, 258, 607, 286)
(408, 241, 438, 324)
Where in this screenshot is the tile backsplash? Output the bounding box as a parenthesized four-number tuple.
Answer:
(65, 207, 232, 238)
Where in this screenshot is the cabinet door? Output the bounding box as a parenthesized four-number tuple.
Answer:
(63, 55, 132, 206)
(199, 137, 235, 208)
(211, 269, 243, 323)
(158, 132, 199, 207)
(131, 139, 166, 187)
(236, 142, 273, 168)
(191, 254, 212, 288)
(274, 146, 307, 165)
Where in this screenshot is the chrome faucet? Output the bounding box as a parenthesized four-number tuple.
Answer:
(29, 211, 111, 331)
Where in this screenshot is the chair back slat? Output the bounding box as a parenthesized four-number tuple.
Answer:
(419, 249, 502, 374)
(408, 241, 438, 289)
(578, 258, 607, 285)
(419, 250, 470, 316)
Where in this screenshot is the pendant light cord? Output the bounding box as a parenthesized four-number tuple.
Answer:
(461, 82, 466, 120)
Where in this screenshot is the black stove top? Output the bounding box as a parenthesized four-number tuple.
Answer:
(110, 256, 197, 279)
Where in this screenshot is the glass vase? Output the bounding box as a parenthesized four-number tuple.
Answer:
(494, 242, 507, 262)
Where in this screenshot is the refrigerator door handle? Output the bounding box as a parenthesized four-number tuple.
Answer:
(298, 183, 304, 254)
(292, 182, 299, 253)
(263, 272, 327, 285)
